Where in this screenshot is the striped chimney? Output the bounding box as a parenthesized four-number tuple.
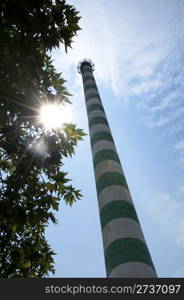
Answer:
(77, 59, 157, 278)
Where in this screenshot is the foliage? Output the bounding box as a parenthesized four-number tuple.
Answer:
(0, 0, 84, 277)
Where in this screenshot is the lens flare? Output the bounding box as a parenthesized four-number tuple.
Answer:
(39, 103, 72, 131)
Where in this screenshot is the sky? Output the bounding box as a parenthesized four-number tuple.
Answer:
(46, 0, 184, 277)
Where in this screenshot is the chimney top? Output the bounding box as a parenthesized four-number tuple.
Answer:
(77, 58, 95, 73)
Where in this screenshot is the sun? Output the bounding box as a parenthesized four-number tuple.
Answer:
(39, 103, 72, 131)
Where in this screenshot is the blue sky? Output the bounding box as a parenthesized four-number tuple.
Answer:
(46, 0, 184, 277)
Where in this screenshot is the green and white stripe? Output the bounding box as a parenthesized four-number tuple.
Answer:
(79, 60, 157, 278)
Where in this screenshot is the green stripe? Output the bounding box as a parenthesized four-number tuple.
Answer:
(105, 238, 155, 275)
(83, 75, 94, 82)
(96, 172, 128, 195)
(87, 104, 104, 114)
(100, 200, 139, 230)
(83, 78, 95, 85)
(89, 116, 108, 128)
(82, 71, 93, 77)
(84, 83, 97, 91)
(93, 149, 120, 168)
(91, 131, 114, 146)
(86, 92, 100, 101)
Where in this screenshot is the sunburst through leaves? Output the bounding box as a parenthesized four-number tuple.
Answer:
(39, 103, 72, 131)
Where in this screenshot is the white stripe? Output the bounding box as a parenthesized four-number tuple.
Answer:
(86, 99, 101, 108)
(92, 140, 117, 157)
(102, 218, 145, 251)
(88, 110, 106, 122)
(95, 160, 123, 181)
(90, 124, 110, 138)
(85, 88, 98, 97)
(109, 262, 157, 278)
(98, 186, 133, 209)
(86, 97, 101, 105)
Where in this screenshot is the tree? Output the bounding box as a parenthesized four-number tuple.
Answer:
(0, 0, 84, 277)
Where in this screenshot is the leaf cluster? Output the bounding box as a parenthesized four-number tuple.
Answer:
(0, 0, 85, 277)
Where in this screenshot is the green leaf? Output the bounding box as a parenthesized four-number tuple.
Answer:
(21, 261, 31, 269)
(0, 0, 83, 278)
(11, 224, 17, 232)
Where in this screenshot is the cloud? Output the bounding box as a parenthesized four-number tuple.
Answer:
(137, 184, 184, 275)
(49, 1, 184, 276)
(53, 1, 184, 100)
(172, 265, 184, 277)
(51, 0, 184, 167)
(145, 188, 184, 248)
(148, 91, 179, 112)
(175, 141, 184, 151)
(52, 1, 173, 85)
(174, 140, 184, 167)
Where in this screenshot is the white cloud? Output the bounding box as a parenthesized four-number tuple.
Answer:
(174, 140, 184, 167)
(51, 0, 184, 168)
(52, 0, 176, 89)
(49, 1, 184, 276)
(176, 220, 184, 246)
(149, 91, 178, 112)
(53, 0, 184, 103)
(175, 141, 184, 151)
(149, 107, 184, 128)
(131, 78, 162, 96)
(172, 265, 184, 277)
(146, 188, 184, 248)
(176, 158, 184, 167)
(149, 116, 171, 128)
